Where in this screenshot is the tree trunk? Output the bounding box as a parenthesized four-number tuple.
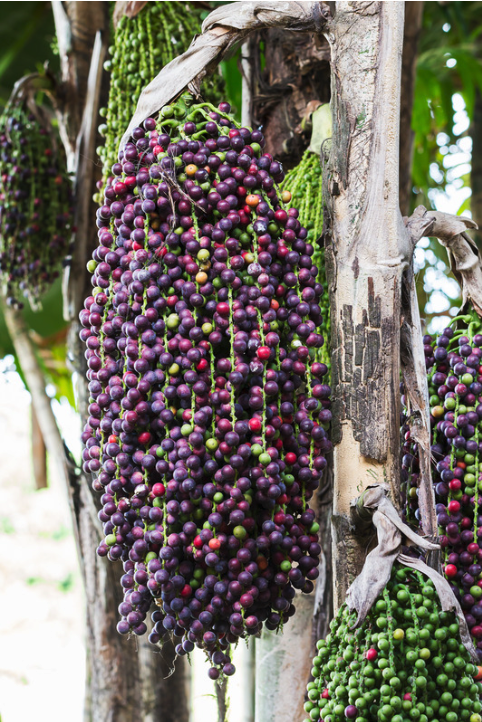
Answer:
(254, 592, 319, 722)
(399, 2, 424, 216)
(472, 92, 482, 244)
(327, 1, 409, 610)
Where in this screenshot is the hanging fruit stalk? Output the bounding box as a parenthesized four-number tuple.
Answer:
(80, 93, 331, 677)
(423, 312, 482, 657)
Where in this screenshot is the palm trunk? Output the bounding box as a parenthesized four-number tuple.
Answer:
(327, 1, 408, 609)
(399, 2, 424, 216)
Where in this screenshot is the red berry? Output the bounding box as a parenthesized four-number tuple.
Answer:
(444, 564, 458, 578)
(257, 346, 270, 361)
(321, 689, 330, 699)
(138, 431, 151, 445)
(249, 418, 262, 432)
(448, 500, 461, 514)
(403, 693, 412, 701)
(217, 302, 230, 317)
(180, 584, 192, 598)
(285, 452, 297, 465)
(113, 181, 127, 195)
(366, 648, 377, 661)
(152, 483, 165, 497)
(193, 535, 203, 549)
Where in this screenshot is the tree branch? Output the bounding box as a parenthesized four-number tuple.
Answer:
(52, 3, 110, 321)
(3, 305, 84, 573)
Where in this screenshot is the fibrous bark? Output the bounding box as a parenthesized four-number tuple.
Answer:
(326, 1, 409, 610)
(251, 25, 330, 167)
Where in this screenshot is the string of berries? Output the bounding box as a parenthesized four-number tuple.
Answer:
(424, 311, 482, 658)
(0, 99, 73, 309)
(400, 337, 436, 526)
(97, 2, 224, 189)
(400, 397, 421, 527)
(281, 149, 329, 368)
(80, 94, 331, 677)
(305, 564, 482, 722)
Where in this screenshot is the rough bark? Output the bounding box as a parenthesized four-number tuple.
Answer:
(399, 1, 424, 216)
(326, 1, 409, 611)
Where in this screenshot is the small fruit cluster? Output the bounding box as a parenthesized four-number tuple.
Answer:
(304, 565, 482, 722)
(281, 149, 329, 367)
(0, 101, 72, 308)
(80, 95, 331, 676)
(425, 313, 482, 656)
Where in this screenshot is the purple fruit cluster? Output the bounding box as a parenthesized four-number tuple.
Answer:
(0, 103, 72, 308)
(80, 96, 331, 676)
(406, 316, 482, 658)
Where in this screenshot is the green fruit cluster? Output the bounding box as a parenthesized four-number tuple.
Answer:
(305, 565, 482, 722)
(281, 149, 329, 368)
